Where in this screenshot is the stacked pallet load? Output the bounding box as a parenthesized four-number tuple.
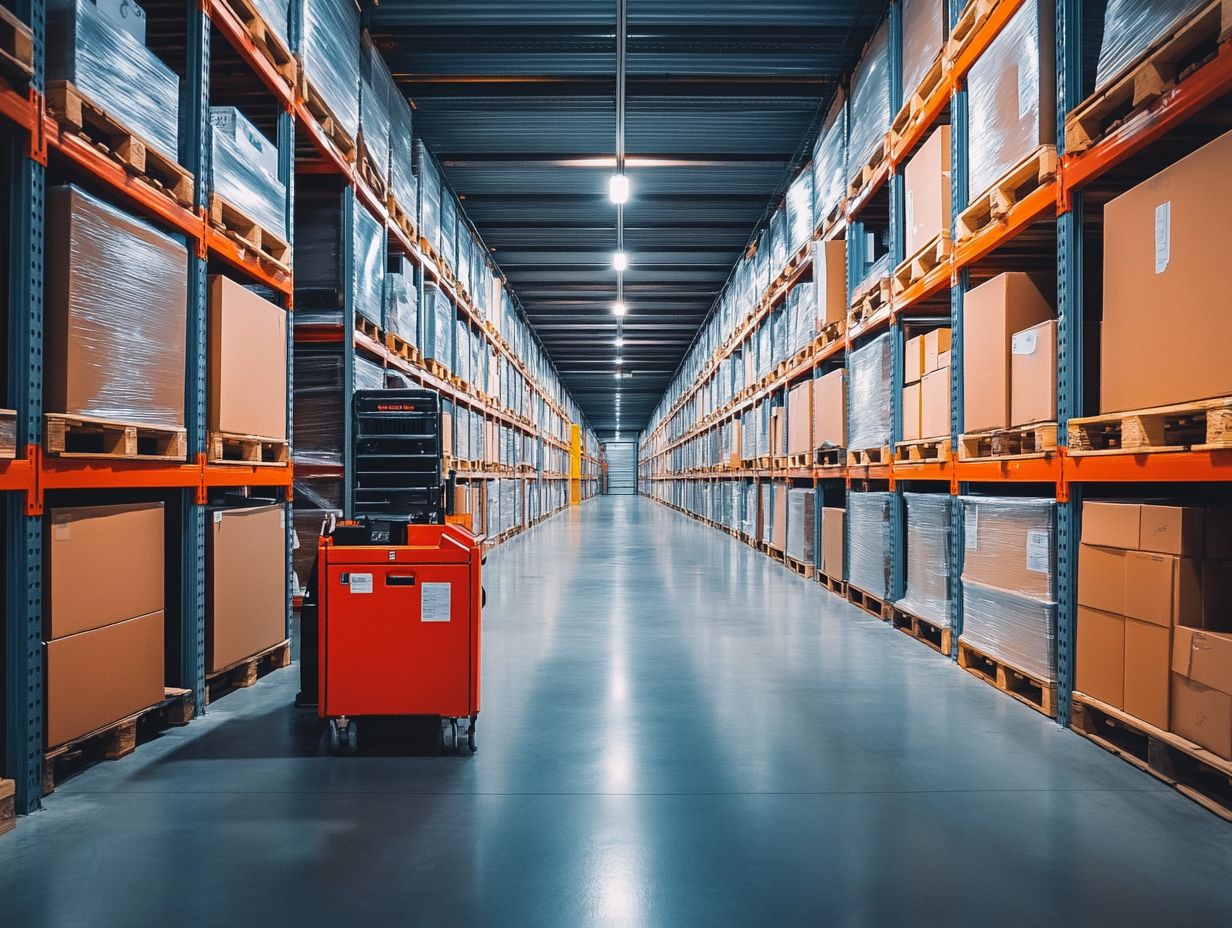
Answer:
(893, 0, 948, 143)
(846, 332, 891, 464)
(811, 90, 847, 234)
(899, 325, 950, 459)
(847, 492, 892, 614)
(296, 0, 360, 158)
(894, 493, 953, 653)
(896, 123, 950, 292)
(208, 107, 288, 267)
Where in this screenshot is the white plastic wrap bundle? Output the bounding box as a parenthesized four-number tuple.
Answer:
(415, 140, 441, 251)
(771, 304, 788, 368)
(757, 321, 772, 378)
(454, 319, 471, 384)
(847, 333, 892, 451)
(899, 493, 953, 626)
(769, 206, 788, 278)
(47, 0, 179, 163)
(813, 90, 847, 220)
(1096, 0, 1208, 91)
(210, 107, 286, 239)
(251, 0, 289, 50)
(383, 261, 418, 346)
(847, 20, 890, 184)
(423, 282, 453, 366)
(440, 192, 458, 273)
(786, 169, 815, 255)
(354, 197, 384, 326)
(967, 0, 1055, 201)
(300, 0, 361, 139)
(359, 34, 394, 183)
(741, 410, 757, 461)
(959, 495, 1056, 681)
(786, 487, 815, 564)
(848, 492, 892, 597)
(789, 282, 816, 355)
(756, 401, 771, 458)
(901, 0, 946, 102)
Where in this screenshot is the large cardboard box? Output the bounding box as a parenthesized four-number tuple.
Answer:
(813, 239, 847, 330)
(904, 335, 925, 385)
(920, 366, 950, 439)
(1081, 501, 1204, 555)
(1102, 128, 1232, 413)
(47, 503, 164, 639)
(822, 507, 845, 578)
(1010, 319, 1056, 426)
(45, 610, 164, 748)
(1172, 626, 1232, 758)
(903, 125, 951, 256)
(812, 369, 845, 449)
(961, 497, 1053, 600)
(962, 273, 1053, 432)
(207, 505, 288, 674)
(787, 382, 812, 455)
(902, 383, 921, 442)
(208, 275, 288, 440)
(45, 185, 188, 428)
(1124, 552, 1200, 627)
(1076, 606, 1124, 707)
(1078, 544, 1127, 616)
(924, 327, 951, 375)
(1124, 618, 1171, 729)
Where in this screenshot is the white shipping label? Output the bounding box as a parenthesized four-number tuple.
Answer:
(213, 511, 223, 523)
(1012, 329, 1038, 356)
(1154, 201, 1171, 274)
(349, 573, 373, 594)
(421, 582, 452, 622)
(1026, 530, 1050, 574)
(905, 190, 914, 236)
(965, 508, 979, 551)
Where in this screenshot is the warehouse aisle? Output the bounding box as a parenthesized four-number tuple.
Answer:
(2, 496, 1232, 926)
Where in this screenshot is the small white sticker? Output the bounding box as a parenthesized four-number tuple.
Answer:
(1026, 530, 1050, 573)
(421, 582, 452, 622)
(213, 511, 223, 523)
(53, 521, 71, 541)
(965, 507, 979, 551)
(905, 190, 914, 236)
(349, 573, 373, 594)
(1012, 329, 1038, 355)
(1154, 201, 1171, 274)
(280, 510, 286, 529)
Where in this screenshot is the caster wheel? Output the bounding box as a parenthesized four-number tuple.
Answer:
(327, 719, 342, 756)
(467, 721, 477, 754)
(440, 718, 456, 753)
(345, 721, 358, 755)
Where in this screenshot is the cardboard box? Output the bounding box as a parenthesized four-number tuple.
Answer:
(902, 383, 921, 442)
(904, 125, 952, 258)
(1076, 606, 1124, 708)
(207, 505, 287, 674)
(924, 327, 951, 375)
(1078, 544, 1127, 616)
(812, 369, 845, 449)
(1082, 501, 1143, 550)
(45, 186, 188, 429)
(1102, 128, 1232, 413)
(1080, 501, 1204, 555)
(1171, 674, 1232, 759)
(1009, 319, 1056, 426)
(1124, 552, 1200, 627)
(1202, 560, 1232, 631)
(961, 498, 1053, 600)
(962, 272, 1053, 432)
(904, 335, 925, 385)
(729, 418, 742, 469)
(813, 240, 847, 330)
(45, 611, 164, 748)
(938, 350, 951, 370)
(47, 503, 165, 639)
(787, 382, 812, 456)
(1124, 618, 1171, 729)
(822, 507, 844, 579)
(771, 485, 789, 551)
(209, 276, 287, 440)
(920, 367, 950, 439)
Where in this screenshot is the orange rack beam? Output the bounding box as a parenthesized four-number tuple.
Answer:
(202, 0, 295, 108)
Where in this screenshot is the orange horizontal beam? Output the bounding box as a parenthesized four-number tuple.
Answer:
(1066, 449, 1232, 483)
(202, 0, 294, 108)
(952, 181, 1057, 270)
(0, 80, 35, 133)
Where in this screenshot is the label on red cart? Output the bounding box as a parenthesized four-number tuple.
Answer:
(421, 582, 452, 622)
(345, 573, 373, 594)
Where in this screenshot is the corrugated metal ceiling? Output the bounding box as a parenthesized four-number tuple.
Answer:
(370, 0, 888, 431)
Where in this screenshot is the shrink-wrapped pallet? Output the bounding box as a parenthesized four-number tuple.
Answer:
(383, 256, 418, 346)
(209, 107, 285, 239)
(299, 0, 360, 139)
(1094, 0, 1208, 92)
(813, 90, 847, 221)
(898, 493, 953, 627)
(293, 178, 384, 326)
(359, 34, 394, 185)
(390, 93, 418, 220)
(786, 488, 816, 565)
(415, 140, 442, 252)
(847, 20, 890, 186)
(847, 333, 892, 452)
(786, 170, 815, 256)
(848, 491, 893, 597)
(423, 282, 454, 369)
(901, 0, 946, 103)
(251, 0, 288, 50)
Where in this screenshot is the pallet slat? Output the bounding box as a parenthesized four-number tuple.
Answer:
(205, 639, 292, 706)
(0, 5, 34, 81)
(207, 193, 291, 269)
(894, 437, 951, 464)
(958, 640, 1057, 718)
(893, 233, 952, 294)
(890, 605, 952, 655)
(1067, 397, 1232, 455)
(847, 584, 891, 620)
(955, 146, 1057, 242)
(44, 414, 187, 461)
(207, 431, 290, 466)
(958, 422, 1057, 461)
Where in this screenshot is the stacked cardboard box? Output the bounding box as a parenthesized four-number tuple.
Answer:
(1077, 501, 1232, 753)
(45, 503, 166, 748)
(812, 369, 845, 452)
(903, 327, 951, 440)
(207, 505, 287, 674)
(209, 276, 287, 442)
(822, 507, 845, 578)
(786, 381, 812, 458)
(786, 488, 815, 565)
(903, 125, 950, 257)
(813, 240, 847, 335)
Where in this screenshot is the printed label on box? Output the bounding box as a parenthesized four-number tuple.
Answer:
(1154, 201, 1171, 274)
(1026, 530, 1050, 573)
(965, 508, 979, 551)
(349, 573, 373, 594)
(421, 582, 452, 622)
(1011, 329, 1038, 355)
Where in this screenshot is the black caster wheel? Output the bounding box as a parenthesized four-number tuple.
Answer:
(440, 718, 457, 753)
(345, 721, 358, 755)
(327, 719, 342, 756)
(467, 721, 477, 754)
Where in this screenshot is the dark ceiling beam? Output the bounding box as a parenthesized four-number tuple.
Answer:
(394, 76, 831, 99)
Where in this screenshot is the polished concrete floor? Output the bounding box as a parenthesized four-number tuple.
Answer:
(2, 496, 1231, 927)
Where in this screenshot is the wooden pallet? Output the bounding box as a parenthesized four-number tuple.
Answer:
(781, 452, 811, 469)
(45, 414, 187, 461)
(388, 195, 417, 243)
(296, 70, 357, 159)
(847, 445, 891, 467)
(0, 5, 33, 82)
(814, 446, 845, 468)
(847, 584, 891, 620)
(1070, 693, 1232, 822)
(894, 437, 951, 464)
(218, 0, 296, 83)
(817, 570, 847, 597)
(43, 688, 194, 795)
(45, 81, 194, 207)
(846, 140, 888, 202)
(1067, 398, 1232, 455)
(356, 315, 381, 343)
(765, 544, 786, 563)
(890, 606, 953, 656)
(945, 0, 999, 65)
(958, 422, 1058, 461)
(207, 431, 290, 466)
(786, 556, 815, 580)
(818, 318, 846, 349)
(893, 232, 952, 294)
(0, 778, 14, 837)
(957, 640, 1057, 718)
(426, 359, 451, 381)
(890, 52, 948, 145)
(818, 198, 847, 238)
(384, 331, 423, 364)
(1065, 0, 1232, 154)
(955, 146, 1057, 242)
(205, 639, 292, 706)
(356, 135, 390, 202)
(847, 276, 892, 336)
(207, 193, 291, 270)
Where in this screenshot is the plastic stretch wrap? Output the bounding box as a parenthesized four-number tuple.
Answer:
(45, 185, 187, 427)
(210, 107, 285, 239)
(901, 0, 946, 103)
(756, 401, 771, 458)
(813, 90, 847, 220)
(415, 141, 441, 249)
(847, 333, 892, 451)
(962, 580, 1056, 682)
(959, 495, 1055, 601)
(899, 493, 953, 626)
(440, 193, 458, 272)
(431, 286, 455, 369)
(292, 350, 344, 468)
(300, 0, 360, 139)
(251, 0, 288, 50)
(789, 283, 816, 355)
(47, 0, 179, 163)
(786, 488, 815, 565)
(786, 170, 814, 255)
(1095, 0, 1208, 91)
(293, 180, 381, 325)
(741, 411, 757, 460)
(967, 0, 1055, 202)
(771, 304, 788, 368)
(759, 483, 773, 542)
(455, 319, 471, 384)
(847, 20, 890, 183)
(353, 198, 384, 326)
(857, 250, 892, 294)
(389, 94, 418, 214)
(359, 35, 394, 182)
(383, 266, 417, 346)
(848, 492, 892, 597)
(769, 207, 788, 277)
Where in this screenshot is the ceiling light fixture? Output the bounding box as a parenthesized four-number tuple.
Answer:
(608, 173, 630, 204)
(614, 336, 624, 348)
(612, 300, 627, 316)
(613, 251, 629, 272)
